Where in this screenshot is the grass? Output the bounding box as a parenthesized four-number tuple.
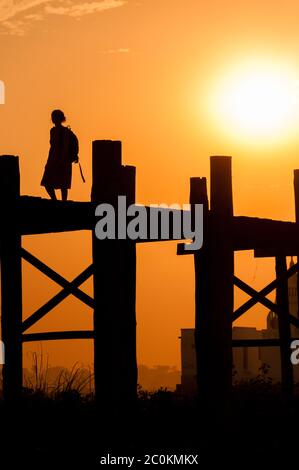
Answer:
(23, 351, 94, 400)
(1, 357, 299, 466)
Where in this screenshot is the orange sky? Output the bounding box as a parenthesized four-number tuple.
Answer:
(1, 0, 299, 373)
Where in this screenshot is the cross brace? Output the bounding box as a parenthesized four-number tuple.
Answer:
(21, 248, 94, 332)
(233, 262, 299, 329)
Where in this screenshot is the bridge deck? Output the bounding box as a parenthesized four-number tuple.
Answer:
(17, 197, 299, 253)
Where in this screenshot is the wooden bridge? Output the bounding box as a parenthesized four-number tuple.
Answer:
(1, 140, 299, 407)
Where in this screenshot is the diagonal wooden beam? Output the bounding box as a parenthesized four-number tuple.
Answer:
(21, 248, 94, 308)
(233, 273, 299, 329)
(22, 265, 93, 332)
(234, 276, 277, 313)
(233, 262, 299, 320)
(283, 313, 299, 329)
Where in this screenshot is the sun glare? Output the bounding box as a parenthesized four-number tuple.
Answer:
(210, 61, 299, 143)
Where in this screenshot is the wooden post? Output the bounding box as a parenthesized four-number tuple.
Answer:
(91, 141, 137, 408)
(275, 256, 293, 397)
(120, 165, 138, 402)
(206, 156, 234, 408)
(293, 170, 299, 322)
(0, 155, 23, 400)
(190, 177, 208, 399)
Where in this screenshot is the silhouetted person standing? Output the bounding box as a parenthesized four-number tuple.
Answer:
(41, 109, 78, 201)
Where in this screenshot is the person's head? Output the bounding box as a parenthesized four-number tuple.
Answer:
(51, 109, 66, 125)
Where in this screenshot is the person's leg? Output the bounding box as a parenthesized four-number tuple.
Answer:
(45, 185, 57, 200)
(61, 188, 68, 201)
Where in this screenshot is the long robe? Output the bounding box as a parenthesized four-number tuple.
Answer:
(41, 126, 72, 189)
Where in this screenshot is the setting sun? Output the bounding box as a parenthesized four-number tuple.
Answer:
(210, 61, 299, 142)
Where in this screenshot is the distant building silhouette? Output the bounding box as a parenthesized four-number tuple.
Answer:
(178, 258, 299, 396)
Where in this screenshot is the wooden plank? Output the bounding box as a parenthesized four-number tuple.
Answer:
(232, 216, 299, 251)
(0, 155, 23, 400)
(179, 215, 299, 254)
(19, 196, 191, 240)
(18, 197, 95, 234)
(276, 256, 294, 397)
(22, 331, 94, 342)
(16, 194, 299, 253)
(255, 247, 299, 257)
(22, 265, 93, 332)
